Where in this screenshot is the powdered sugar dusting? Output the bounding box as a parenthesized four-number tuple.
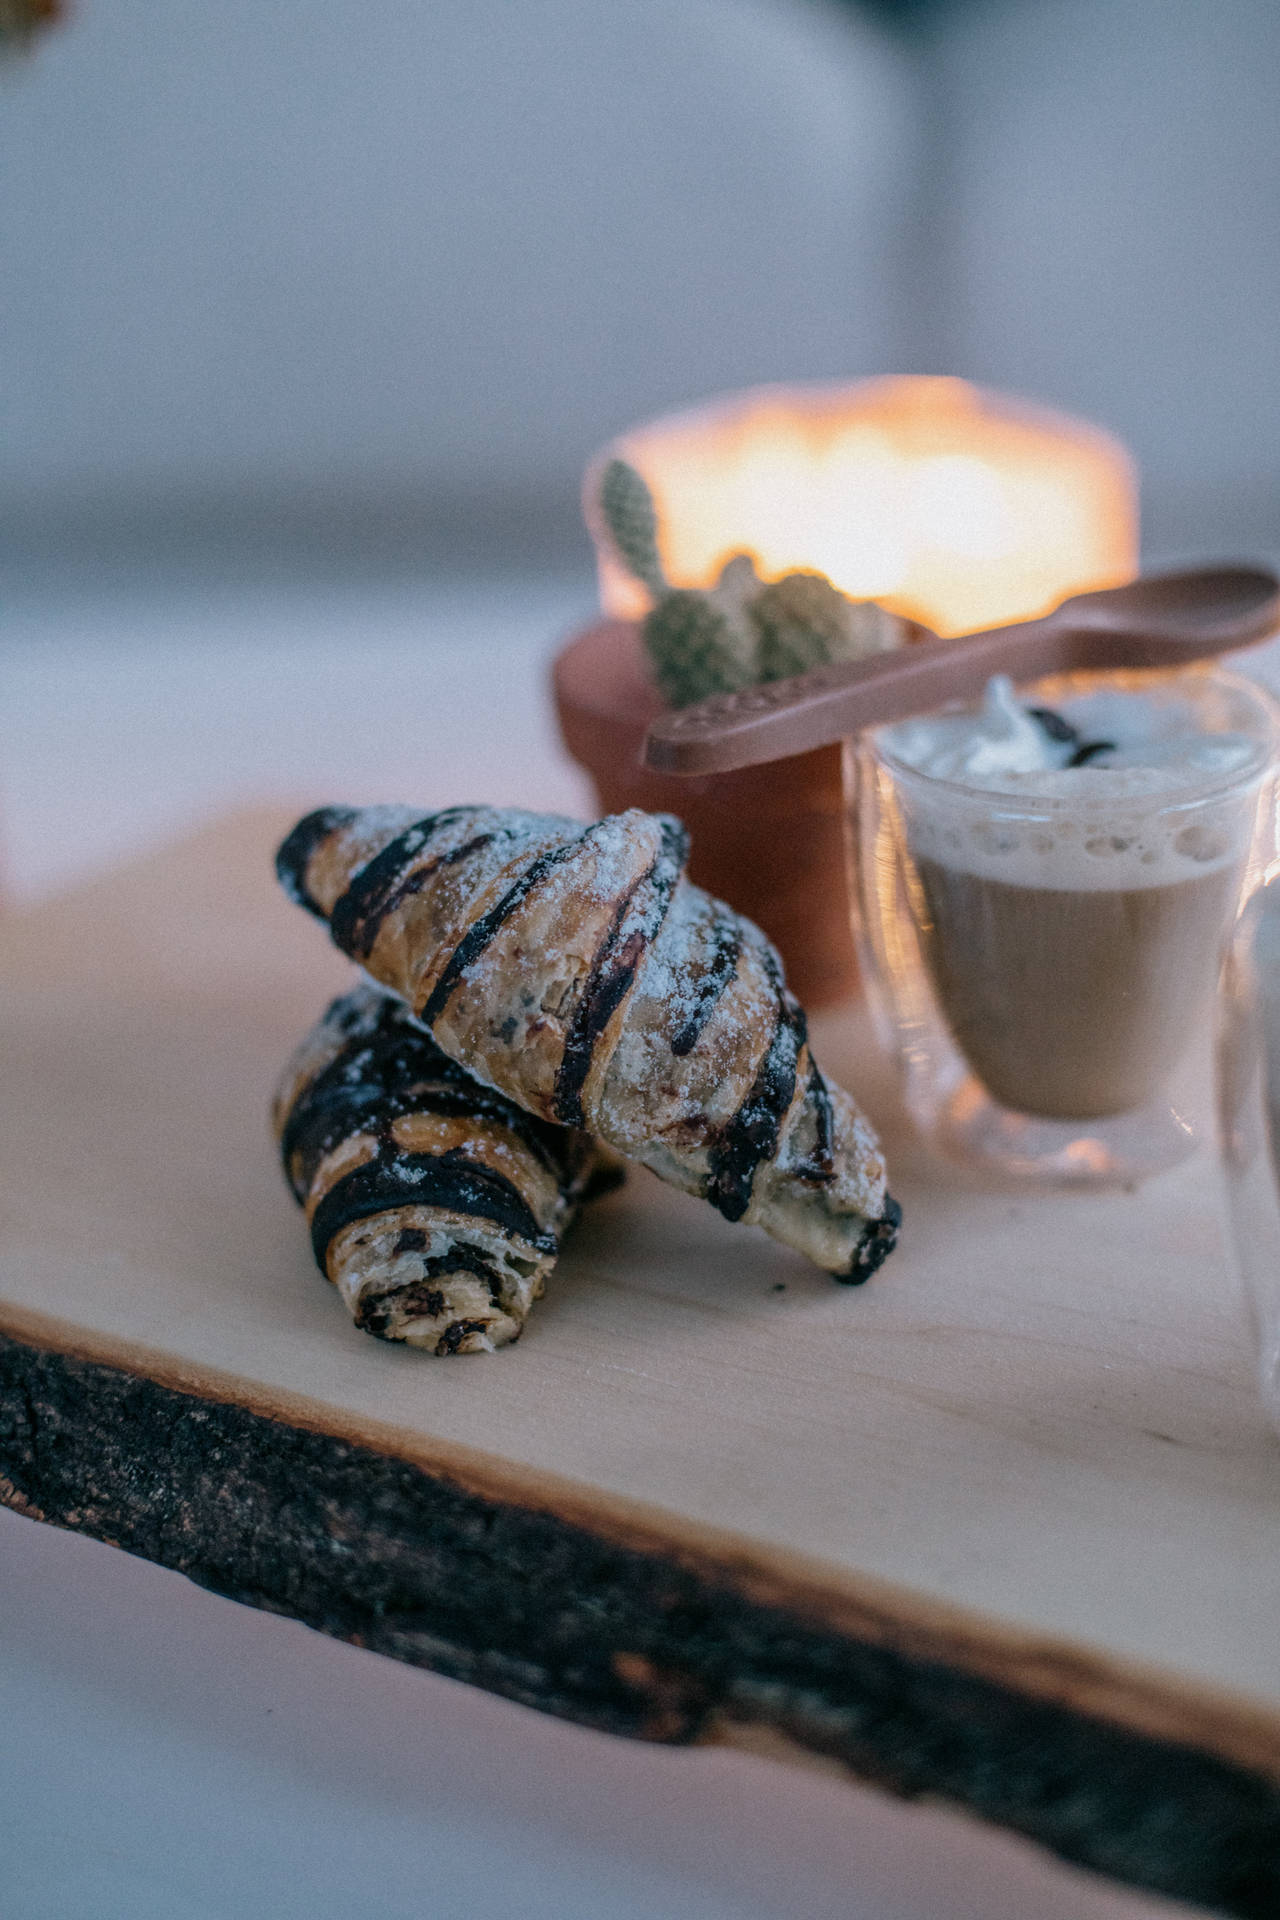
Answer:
(286, 801, 892, 1275)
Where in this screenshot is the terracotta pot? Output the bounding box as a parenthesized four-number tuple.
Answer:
(552, 619, 858, 1008)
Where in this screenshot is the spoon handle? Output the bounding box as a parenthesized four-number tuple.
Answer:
(644, 617, 1066, 775)
(642, 563, 1280, 774)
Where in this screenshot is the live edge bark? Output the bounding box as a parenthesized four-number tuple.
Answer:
(1, 1329, 1277, 1918)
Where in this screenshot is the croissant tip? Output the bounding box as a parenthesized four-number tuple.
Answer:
(276, 806, 358, 919)
(838, 1193, 902, 1284)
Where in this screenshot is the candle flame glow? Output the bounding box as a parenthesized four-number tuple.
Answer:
(589, 377, 1137, 638)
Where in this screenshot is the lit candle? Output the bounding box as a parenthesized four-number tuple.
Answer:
(561, 376, 1138, 1008)
(587, 376, 1137, 638)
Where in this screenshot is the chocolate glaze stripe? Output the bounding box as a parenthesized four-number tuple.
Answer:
(282, 1008, 567, 1200)
(342, 830, 515, 961)
(420, 827, 596, 1027)
(670, 917, 741, 1058)
(283, 1081, 390, 1201)
(844, 1195, 902, 1284)
(281, 993, 573, 1175)
(285, 1079, 566, 1204)
(792, 1059, 836, 1186)
(437, 1318, 498, 1354)
(291, 993, 476, 1110)
(704, 957, 806, 1223)
(275, 807, 359, 920)
(287, 1073, 567, 1198)
(553, 818, 687, 1127)
(280, 1002, 448, 1191)
(329, 809, 474, 959)
(309, 1150, 555, 1271)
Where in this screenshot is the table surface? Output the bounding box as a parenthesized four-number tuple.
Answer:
(4, 568, 1269, 1920)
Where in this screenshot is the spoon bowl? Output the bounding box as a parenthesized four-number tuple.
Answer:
(644, 565, 1280, 776)
(1056, 566, 1279, 640)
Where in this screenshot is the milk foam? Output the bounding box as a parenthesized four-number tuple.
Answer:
(879, 677, 1267, 890)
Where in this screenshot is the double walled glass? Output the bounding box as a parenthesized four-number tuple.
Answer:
(850, 668, 1280, 1186)
(1219, 876, 1280, 1437)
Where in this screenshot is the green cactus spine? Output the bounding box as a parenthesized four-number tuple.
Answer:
(643, 591, 751, 709)
(753, 570, 901, 680)
(598, 459, 666, 598)
(752, 571, 845, 679)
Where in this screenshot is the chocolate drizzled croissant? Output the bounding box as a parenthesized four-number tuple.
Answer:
(278, 805, 899, 1279)
(273, 982, 598, 1353)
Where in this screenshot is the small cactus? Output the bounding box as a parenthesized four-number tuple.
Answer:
(826, 595, 905, 663)
(752, 570, 849, 680)
(753, 570, 901, 681)
(643, 591, 751, 709)
(599, 459, 666, 599)
(605, 470, 907, 706)
(705, 551, 765, 680)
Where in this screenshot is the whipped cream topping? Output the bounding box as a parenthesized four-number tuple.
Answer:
(877, 676, 1271, 889)
(881, 675, 1261, 797)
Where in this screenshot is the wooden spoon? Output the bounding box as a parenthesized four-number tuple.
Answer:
(643, 565, 1280, 776)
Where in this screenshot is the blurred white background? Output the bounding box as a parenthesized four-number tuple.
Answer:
(0, 0, 917, 586)
(2, 0, 1276, 586)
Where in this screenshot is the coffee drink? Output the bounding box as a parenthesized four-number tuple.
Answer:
(878, 673, 1270, 1124)
(912, 854, 1243, 1119)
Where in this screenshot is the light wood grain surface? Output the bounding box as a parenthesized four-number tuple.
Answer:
(1, 808, 1278, 1789)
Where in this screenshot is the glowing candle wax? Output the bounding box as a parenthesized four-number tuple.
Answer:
(588, 376, 1137, 639)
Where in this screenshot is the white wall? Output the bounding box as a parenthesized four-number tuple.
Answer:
(928, 0, 1280, 558)
(9, 0, 1274, 573)
(0, 0, 919, 521)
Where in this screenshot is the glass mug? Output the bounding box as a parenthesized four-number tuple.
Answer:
(848, 667, 1280, 1186)
(1219, 874, 1280, 1437)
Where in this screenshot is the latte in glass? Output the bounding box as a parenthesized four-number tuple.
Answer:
(878, 673, 1273, 1125)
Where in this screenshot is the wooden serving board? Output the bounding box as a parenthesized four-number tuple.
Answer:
(2, 810, 1279, 1916)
